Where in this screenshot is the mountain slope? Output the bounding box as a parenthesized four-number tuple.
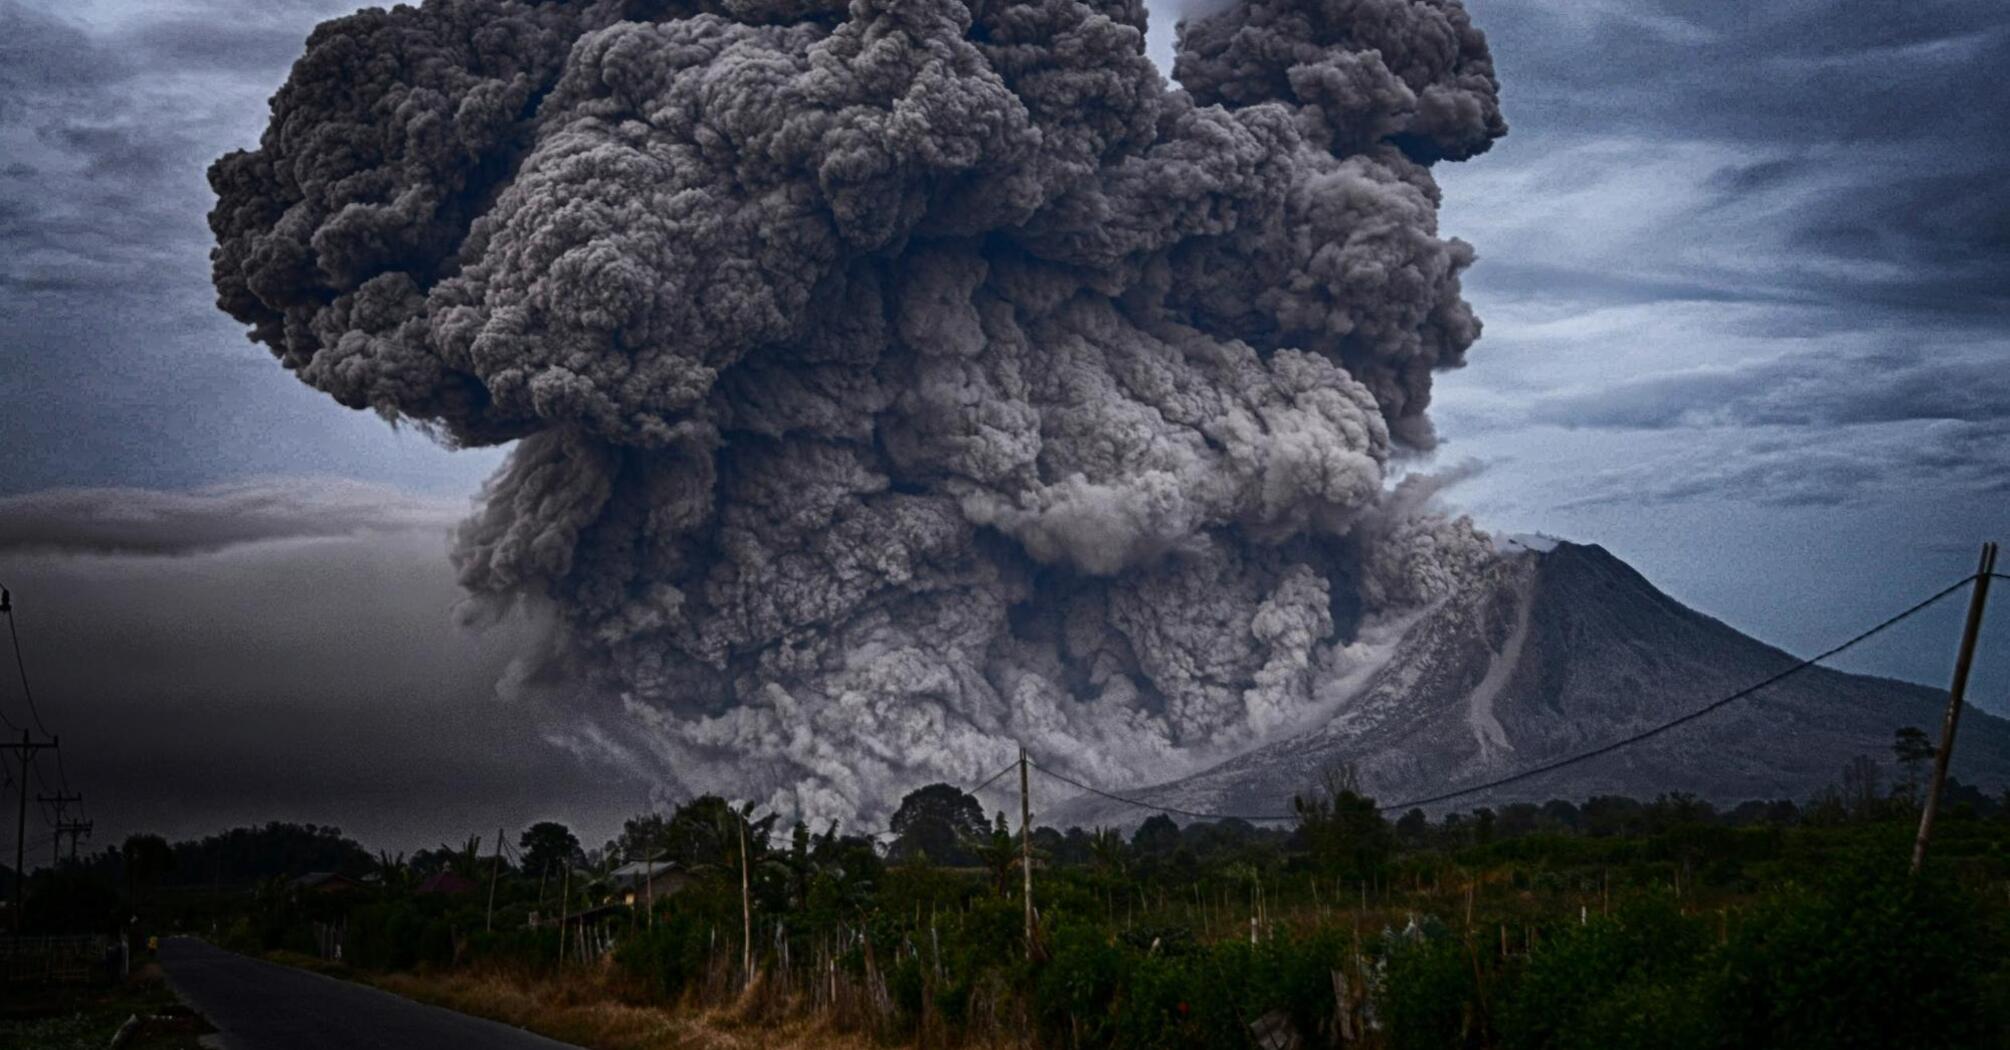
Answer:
(1048, 542, 2010, 827)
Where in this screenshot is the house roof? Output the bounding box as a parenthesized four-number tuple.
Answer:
(416, 870, 479, 895)
(290, 871, 360, 891)
(607, 860, 689, 889)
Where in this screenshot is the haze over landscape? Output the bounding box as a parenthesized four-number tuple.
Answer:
(1, 0, 2006, 854)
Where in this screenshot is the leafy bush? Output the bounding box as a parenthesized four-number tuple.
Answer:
(1709, 852, 1998, 1049)
(1499, 895, 1711, 1050)
(1384, 931, 1485, 1050)
(614, 911, 718, 1001)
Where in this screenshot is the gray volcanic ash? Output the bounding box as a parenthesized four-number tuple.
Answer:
(209, 0, 1507, 824)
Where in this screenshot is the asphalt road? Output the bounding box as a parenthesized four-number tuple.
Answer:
(159, 937, 582, 1050)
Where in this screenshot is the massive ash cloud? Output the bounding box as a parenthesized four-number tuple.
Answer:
(210, 0, 1505, 823)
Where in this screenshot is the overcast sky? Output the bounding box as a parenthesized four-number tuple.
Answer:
(1, 0, 2006, 855)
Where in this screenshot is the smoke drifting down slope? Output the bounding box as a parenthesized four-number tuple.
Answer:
(210, 0, 1506, 825)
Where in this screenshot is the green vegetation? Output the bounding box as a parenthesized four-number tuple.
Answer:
(16, 732, 2010, 1048)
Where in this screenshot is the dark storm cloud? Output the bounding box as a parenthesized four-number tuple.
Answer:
(0, 479, 462, 556)
(1473, 1, 2010, 143)
(1430, 0, 2010, 519)
(0, 4, 214, 303)
(0, 0, 355, 302)
(0, 0, 504, 496)
(1456, 0, 2010, 317)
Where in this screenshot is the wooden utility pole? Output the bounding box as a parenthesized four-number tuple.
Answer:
(1912, 541, 1997, 876)
(739, 816, 753, 986)
(40, 792, 81, 866)
(1019, 745, 1034, 960)
(485, 827, 503, 932)
(54, 820, 90, 865)
(8, 730, 57, 931)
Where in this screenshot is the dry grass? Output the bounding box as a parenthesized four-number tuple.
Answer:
(368, 964, 894, 1050)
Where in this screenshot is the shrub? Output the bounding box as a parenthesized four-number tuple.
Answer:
(1500, 895, 1711, 1050)
(1709, 853, 1998, 1049)
(614, 912, 715, 1002)
(1384, 932, 1486, 1050)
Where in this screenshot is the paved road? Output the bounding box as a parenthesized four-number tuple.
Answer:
(159, 937, 582, 1050)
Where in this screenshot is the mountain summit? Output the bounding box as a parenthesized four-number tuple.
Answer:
(1048, 542, 2010, 826)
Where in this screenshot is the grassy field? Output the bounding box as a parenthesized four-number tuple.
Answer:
(335, 958, 887, 1050)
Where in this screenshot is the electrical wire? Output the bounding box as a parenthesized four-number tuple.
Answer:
(967, 759, 1020, 796)
(1009, 570, 1983, 823)
(859, 758, 1023, 842)
(1030, 760, 1293, 823)
(1379, 571, 1980, 811)
(3, 605, 51, 739)
(0, 596, 72, 804)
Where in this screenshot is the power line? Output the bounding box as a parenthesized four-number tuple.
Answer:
(0, 595, 15, 734)
(1015, 569, 1982, 823)
(29, 755, 56, 801)
(0, 591, 68, 799)
(968, 759, 1019, 796)
(858, 758, 1022, 842)
(1030, 760, 1292, 823)
(1379, 571, 1979, 812)
(1, 596, 52, 739)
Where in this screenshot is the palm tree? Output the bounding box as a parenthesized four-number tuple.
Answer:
(968, 812, 1020, 895)
(372, 850, 413, 895)
(439, 835, 486, 878)
(1087, 827, 1130, 881)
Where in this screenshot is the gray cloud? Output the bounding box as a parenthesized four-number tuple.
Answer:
(0, 478, 463, 556)
(0, 0, 504, 497)
(1534, 343, 2010, 433)
(1419, 0, 2010, 530)
(1438, 0, 2010, 322)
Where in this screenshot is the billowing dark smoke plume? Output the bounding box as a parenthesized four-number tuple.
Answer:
(210, 0, 1505, 823)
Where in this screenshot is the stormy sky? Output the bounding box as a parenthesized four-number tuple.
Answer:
(1, 0, 2006, 855)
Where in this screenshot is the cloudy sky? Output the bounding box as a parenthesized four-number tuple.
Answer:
(1, 0, 2005, 854)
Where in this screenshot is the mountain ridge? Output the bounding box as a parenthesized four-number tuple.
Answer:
(1046, 542, 2010, 828)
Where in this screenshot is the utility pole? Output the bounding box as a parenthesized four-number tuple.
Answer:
(8, 730, 57, 931)
(485, 826, 503, 932)
(1912, 541, 1997, 876)
(54, 820, 90, 865)
(40, 792, 81, 866)
(1019, 745, 1034, 960)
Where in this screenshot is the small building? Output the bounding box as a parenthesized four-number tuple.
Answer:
(607, 859, 693, 907)
(289, 872, 361, 895)
(415, 870, 479, 896)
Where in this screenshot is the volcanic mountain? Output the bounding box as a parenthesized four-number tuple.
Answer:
(1047, 541, 2010, 826)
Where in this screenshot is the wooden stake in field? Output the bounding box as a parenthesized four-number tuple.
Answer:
(1912, 541, 1997, 876)
(558, 863, 571, 965)
(740, 814, 754, 987)
(485, 827, 503, 933)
